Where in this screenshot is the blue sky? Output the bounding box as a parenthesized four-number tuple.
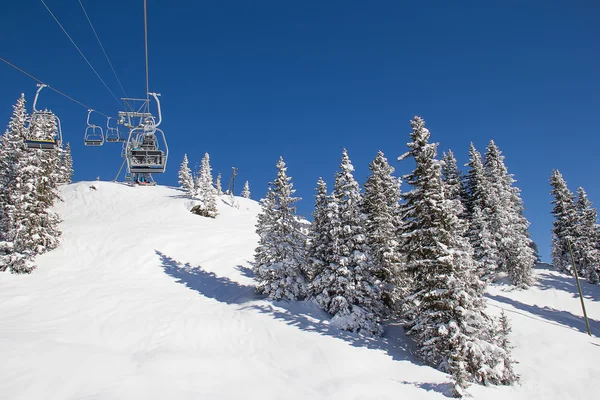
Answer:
(1, 0, 599, 261)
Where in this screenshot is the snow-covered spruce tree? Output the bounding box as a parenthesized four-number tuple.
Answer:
(59, 142, 73, 184)
(305, 178, 330, 284)
(241, 180, 251, 199)
(468, 203, 499, 281)
(34, 111, 63, 208)
(311, 149, 383, 335)
(215, 172, 223, 196)
(194, 153, 218, 218)
(484, 141, 535, 287)
(496, 310, 519, 385)
(550, 170, 579, 274)
(442, 150, 467, 207)
(0, 95, 29, 271)
(575, 187, 600, 283)
(252, 157, 307, 300)
(362, 150, 403, 311)
(463, 143, 499, 279)
(178, 153, 195, 197)
(464, 143, 489, 218)
(0, 97, 61, 273)
(398, 117, 516, 392)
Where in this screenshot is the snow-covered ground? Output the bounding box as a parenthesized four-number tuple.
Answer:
(1, 181, 599, 399)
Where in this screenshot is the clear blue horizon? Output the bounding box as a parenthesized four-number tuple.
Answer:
(1, 0, 599, 262)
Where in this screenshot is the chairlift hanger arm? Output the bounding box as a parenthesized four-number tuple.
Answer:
(33, 83, 49, 112)
(149, 92, 162, 127)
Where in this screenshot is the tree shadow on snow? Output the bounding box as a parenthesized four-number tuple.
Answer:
(488, 294, 599, 337)
(395, 381, 454, 398)
(156, 251, 438, 368)
(534, 265, 600, 303)
(235, 265, 255, 279)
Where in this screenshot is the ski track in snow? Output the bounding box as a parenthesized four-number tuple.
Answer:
(0, 181, 599, 399)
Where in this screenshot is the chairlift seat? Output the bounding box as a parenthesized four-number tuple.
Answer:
(129, 149, 165, 174)
(25, 139, 58, 150)
(84, 139, 104, 146)
(84, 124, 104, 146)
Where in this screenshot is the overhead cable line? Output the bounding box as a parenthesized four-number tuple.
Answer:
(0, 56, 111, 118)
(144, 0, 150, 105)
(78, 0, 128, 98)
(39, 0, 123, 109)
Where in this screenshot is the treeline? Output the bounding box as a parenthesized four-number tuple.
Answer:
(252, 116, 536, 396)
(0, 95, 72, 273)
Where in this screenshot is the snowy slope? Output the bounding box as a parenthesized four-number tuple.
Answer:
(1, 181, 599, 399)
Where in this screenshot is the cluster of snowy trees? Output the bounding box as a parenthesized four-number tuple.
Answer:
(0, 94, 72, 274)
(178, 153, 253, 217)
(550, 170, 600, 283)
(253, 116, 532, 395)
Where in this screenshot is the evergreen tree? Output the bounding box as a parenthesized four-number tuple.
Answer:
(362, 150, 403, 310)
(442, 149, 467, 206)
(0, 96, 61, 273)
(398, 117, 515, 390)
(550, 170, 579, 274)
(197, 153, 218, 218)
(469, 204, 499, 281)
(252, 157, 307, 300)
(178, 153, 194, 197)
(575, 187, 600, 283)
(311, 149, 383, 335)
(463, 143, 499, 279)
(464, 143, 488, 218)
(306, 178, 330, 284)
(529, 239, 541, 264)
(241, 180, 251, 199)
(496, 311, 519, 385)
(483, 141, 535, 287)
(59, 142, 73, 184)
(34, 112, 63, 208)
(215, 173, 223, 196)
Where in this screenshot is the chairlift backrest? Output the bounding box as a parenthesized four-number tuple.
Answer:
(84, 109, 104, 146)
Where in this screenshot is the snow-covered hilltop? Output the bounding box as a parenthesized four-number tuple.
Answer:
(0, 181, 599, 399)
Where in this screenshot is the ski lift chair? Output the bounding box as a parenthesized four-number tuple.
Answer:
(84, 110, 104, 146)
(105, 117, 120, 143)
(26, 84, 63, 150)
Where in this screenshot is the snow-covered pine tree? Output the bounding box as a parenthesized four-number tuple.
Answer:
(529, 239, 541, 263)
(34, 112, 63, 207)
(483, 141, 535, 287)
(362, 150, 403, 311)
(398, 117, 516, 391)
(469, 203, 499, 281)
(305, 178, 330, 284)
(442, 149, 467, 206)
(178, 153, 194, 197)
(496, 310, 519, 385)
(311, 149, 383, 335)
(575, 187, 600, 283)
(550, 170, 579, 274)
(252, 156, 307, 300)
(196, 153, 218, 218)
(241, 180, 251, 199)
(60, 142, 73, 184)
(0, 94, 29, 272)
(0, 96, 61, 273)
(464, 143, 489, 218)
(463, 143, 500, 279)
(215, 173, 223, 196)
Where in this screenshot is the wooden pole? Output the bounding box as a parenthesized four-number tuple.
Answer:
(567, 239, 592, 336)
